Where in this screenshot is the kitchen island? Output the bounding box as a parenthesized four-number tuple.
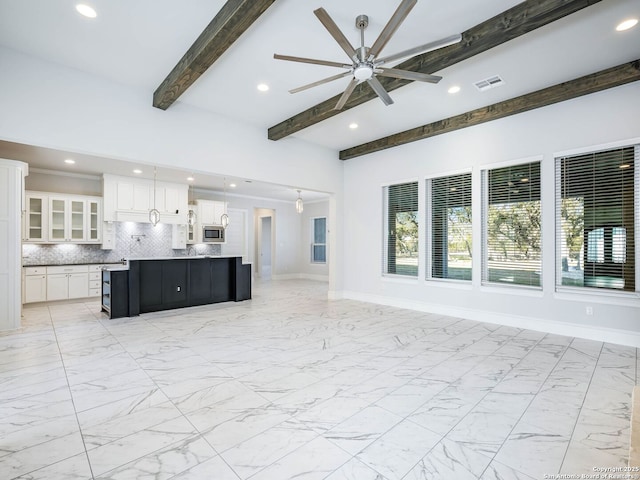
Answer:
(102, 256, 251, 319)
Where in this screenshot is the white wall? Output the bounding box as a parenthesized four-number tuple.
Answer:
(26, 171, 101, 196)
(0, 47, 345, 292)
(0, 47, 342, 207)
(343, 82, 640, 346)
(193, 191, 304, 278)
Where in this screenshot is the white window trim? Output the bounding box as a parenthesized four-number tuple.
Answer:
(481, 157, 544, 291)
(310, 216, 327, 264)
(382, 179, 421, 278)
(425, 169, 473, 284)
(554, 143, 639, 296)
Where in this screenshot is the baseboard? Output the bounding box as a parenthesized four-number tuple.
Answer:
(271, 273, 329, 282)
(341, 290, 640, 348)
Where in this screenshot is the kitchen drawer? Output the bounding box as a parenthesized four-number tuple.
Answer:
(24, 266, 46, 276)
(47, 265, 89, 275)
(89, 271, 101, 281)
(89, 288, 101, 297)
(89, 264, 106, 272)
(89, 280, 101, 289)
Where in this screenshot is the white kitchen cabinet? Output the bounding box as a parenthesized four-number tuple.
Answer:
(101, 221, 116, 250)
(88, 265, 103, 297)
(172, 224, 187, 249)
(24, 192, 101, 244)
(24, 194, 48, 242)
(197, 200, 226, 225)
(103, 174, 188, 224)
(23, 264, 108, 304)
(23, 267, 47, 303)
(46, 265, 89, 301)
(87, 199, 101, 242)
(117, 181, 151, 212)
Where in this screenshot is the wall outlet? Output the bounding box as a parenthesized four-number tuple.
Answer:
(586, 306, 593, 316)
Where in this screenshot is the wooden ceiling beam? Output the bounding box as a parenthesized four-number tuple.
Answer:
(268, 0, 602, 141)
(339, 60, 640, 160)
(153, 0, 277, 110)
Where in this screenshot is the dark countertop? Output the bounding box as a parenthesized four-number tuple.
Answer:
(23, 262, 126, 267)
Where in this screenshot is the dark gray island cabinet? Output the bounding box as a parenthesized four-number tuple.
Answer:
(102, 257, 251, 319)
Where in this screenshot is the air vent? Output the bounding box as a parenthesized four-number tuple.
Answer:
(474, 75, 505, 92)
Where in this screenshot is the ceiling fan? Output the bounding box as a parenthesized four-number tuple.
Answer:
(274, 0, 462, 110)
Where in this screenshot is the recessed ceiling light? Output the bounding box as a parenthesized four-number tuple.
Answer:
(448, 85, 461, 94)
(257, 83, 269, 92)
(187, 176, 195, 182)
(619, 163, 631, 169)
(349, 123, 358, 129)
(229, 183, 237, 188)
(76, 4, 97, 18)
(133, 169, 142, 174)
(520, 177, 529, 183)
(64, 159, 75, 164)
(616, 18, 638, 31)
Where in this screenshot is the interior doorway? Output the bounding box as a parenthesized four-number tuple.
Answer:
(255, 208, 275, 280)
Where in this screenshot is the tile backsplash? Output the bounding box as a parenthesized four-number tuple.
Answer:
(22, 222, 221, 266)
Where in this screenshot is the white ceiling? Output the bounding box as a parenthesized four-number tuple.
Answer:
(0, 0, 638, 197)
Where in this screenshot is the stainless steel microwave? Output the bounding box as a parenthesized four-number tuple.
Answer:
(202, 225, 225, 243)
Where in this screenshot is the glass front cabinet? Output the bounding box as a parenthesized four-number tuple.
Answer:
(24, 192, 101, 244)
(24, 194, 48, 242)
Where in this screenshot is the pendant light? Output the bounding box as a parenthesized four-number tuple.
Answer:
(187, 182, 197, 226)
(295, 189, 304, 214)
(220, 177, 230, 229)
(149, 167, 160, 226)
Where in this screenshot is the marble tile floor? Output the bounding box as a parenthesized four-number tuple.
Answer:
(1, 279, 636, 480)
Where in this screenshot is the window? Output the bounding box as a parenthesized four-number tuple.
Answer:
(556, 146, 636, 292)
(482, 161, 541, 287)
(311, 217, 327, 264)
(384, 182, 419, 277)
(428, 173, 472, 281)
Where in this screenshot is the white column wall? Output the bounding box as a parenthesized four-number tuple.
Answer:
(0, 159, 27, 330)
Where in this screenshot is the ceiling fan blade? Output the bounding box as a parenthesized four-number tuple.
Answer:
(376, 33, 462, 65)
(367, 76, 394, 106)
(335, 78, 359, 110)
(314, 8, 358, 61)
(376, 68, 442, 84)
(368, 0, 417, 59)
(274, 54, 350, 69)
(289, 71, 352, 94)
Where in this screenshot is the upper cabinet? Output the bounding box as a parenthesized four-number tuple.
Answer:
(24, 194, 48, 242)
(103, 174, 188, 224)
(187, 200, 227, 244)
(24, 192, 101, 244)
(197, 200, 226, 225)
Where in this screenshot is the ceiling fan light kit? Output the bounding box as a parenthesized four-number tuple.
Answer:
(274, 0, 462, 110)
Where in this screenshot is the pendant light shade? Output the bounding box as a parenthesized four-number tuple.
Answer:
(187, 183, 196, 226)
(220, 178, 230, 229)
(295, 190, 304, 214)
(221, 213, 230, 229)
(187, 208, 197, 226)
(149, 167, 160, 226)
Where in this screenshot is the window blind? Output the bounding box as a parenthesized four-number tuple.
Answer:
(482, 161, 541, 287)
(311, 217, 327, 263)
(556, 145, 636, 292)
(383, 182, 419, 277)
(430, 173, 472, 281)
